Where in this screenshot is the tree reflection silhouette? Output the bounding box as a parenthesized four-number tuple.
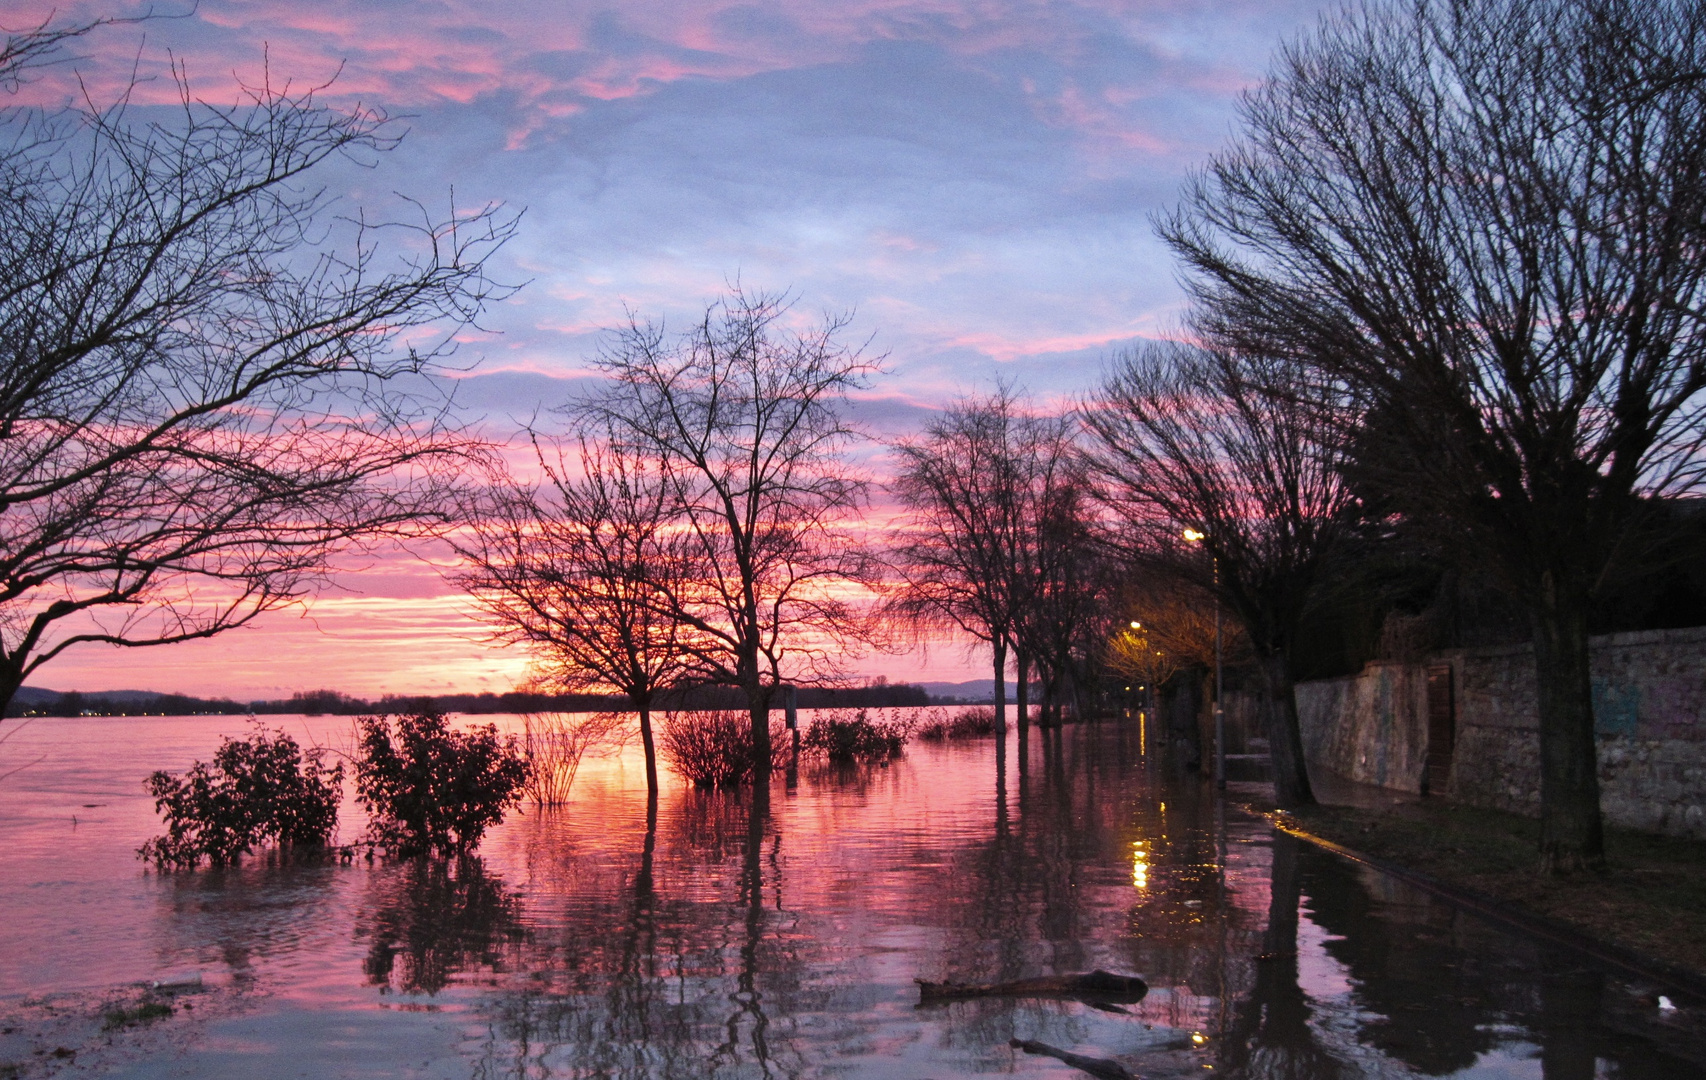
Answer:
(472, 788, 813, 1079)
(356, 856, 528, 995)
(156, 857, 342, 979)
(1218, 830, 1342, 1079)
(1296, 844, 1500, 1075)
(1290, 842, 1706, 1078)
(430, 726, 1706, 1079)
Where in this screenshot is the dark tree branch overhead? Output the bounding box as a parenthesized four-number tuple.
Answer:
(0, 17, 518, 714)
(1160, 0, 1706, 868)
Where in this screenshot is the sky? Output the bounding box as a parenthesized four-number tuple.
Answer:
(10, 0, 1330, 700)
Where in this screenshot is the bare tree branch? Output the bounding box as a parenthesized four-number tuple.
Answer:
(1160, 0, 1706, 868)
(0, 17, 519, 713)
(1081, 341, 1356, 806)
(575, 287, 880, 772)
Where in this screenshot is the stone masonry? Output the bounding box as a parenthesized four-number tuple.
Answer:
(1295, 627, 1706, 840)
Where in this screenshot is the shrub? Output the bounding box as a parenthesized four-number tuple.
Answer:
(139, 726, 343, 868)
(659, 710, 787, 788)
(801, 708, 912, 763)
(354, 712, 530, 857)
(520, 711, 629, 806)
(915, 706, 997, 742)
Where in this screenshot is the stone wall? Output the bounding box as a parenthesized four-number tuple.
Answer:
(1296, 627, 1706, 840)
(1296, 662, 1430, 793)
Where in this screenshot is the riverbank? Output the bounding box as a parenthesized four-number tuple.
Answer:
(1282, 799, 1706, 987)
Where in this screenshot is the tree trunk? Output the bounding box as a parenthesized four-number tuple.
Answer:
(993, 637, 1009, 790)
(1015, 649, 1029, 772)
(0, 659, 22, 723)
(1165, 668, 1203, 772)
(749, 697, 772, 780)
(1258, 650, 1315, 808)
(1015, 650, 1030, 734)
(1530, 578, 1605, 873)
(637, 702, 658, 798)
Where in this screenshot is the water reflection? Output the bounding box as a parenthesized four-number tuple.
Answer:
(356, 856, 528, 995)
(153, 857, 343, 979)
(1295, 843, 1706, 1079)
(1219, 830, 1341, 1080)
(470, 721, 1706, 1079)
(471, 795, 819, 1079)
(6, 714, 1706, 1078)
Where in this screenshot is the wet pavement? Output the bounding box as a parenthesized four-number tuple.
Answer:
(0, 712, 1702, 1077)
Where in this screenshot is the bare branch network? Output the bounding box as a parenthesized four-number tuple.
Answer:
(0, 18, 518, 704)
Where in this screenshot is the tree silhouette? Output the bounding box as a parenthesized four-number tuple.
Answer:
(579, 288, 878, 781)
(1082, 342, 1355, 807)
(453, 433, 696, 798)
(0, 17, 516, 715)
(887, 386, 1072, 741)
(1161, 0, 1706, 868)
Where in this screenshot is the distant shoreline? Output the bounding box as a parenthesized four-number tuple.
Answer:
(5, 682, 955, 719)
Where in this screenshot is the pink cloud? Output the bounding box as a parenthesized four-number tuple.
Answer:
(4, 1, 1283, 153)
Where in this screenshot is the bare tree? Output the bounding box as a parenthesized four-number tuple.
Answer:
(0, 12, 128, 92)
(451, 435, 695, 798)
(886, 386, 1063, 739)
(1013, 453, 1111, 727)
(1161, 0, 1706, 868)
(1082, 342, 1356, 807)
(0, 19, 516, 716)
(579, 288, 878, 777)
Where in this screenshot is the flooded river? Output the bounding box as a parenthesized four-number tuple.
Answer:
(0, 712, 1701, 1078)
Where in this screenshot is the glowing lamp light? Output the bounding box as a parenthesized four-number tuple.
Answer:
(1182, 528, 1205, 542)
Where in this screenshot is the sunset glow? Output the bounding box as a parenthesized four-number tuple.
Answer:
(8, 0, 1330, 699)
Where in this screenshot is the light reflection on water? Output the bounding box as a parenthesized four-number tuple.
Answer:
(0, 712, 1702, 1078)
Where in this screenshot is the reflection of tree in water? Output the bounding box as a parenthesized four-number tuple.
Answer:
(155, 858, 342, 978)
(923, 725, 1264, 1070)
(471, 792, 819, 1079)
(1217, 830, 1342, 1080)
(1293, 843, 1499, 1074)
(355, 856, 528, 995)
(1298, 844, 1706, 1079)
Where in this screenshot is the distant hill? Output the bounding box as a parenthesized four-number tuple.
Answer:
(918, 680, 1012, 703)
(8, 686, 250, 718)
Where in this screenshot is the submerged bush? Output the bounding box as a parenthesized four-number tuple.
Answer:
(355, 712, 529, 857)
(801, 709, 912, 763)
(521, 711, 629, 806)
(659, 710, 787, 788)
(139, 726, 343, 868)
(915, 707, 997, 742)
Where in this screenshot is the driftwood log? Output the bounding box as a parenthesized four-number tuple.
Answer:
(1009, 1038, 1135, 1080)
(916, 969, 1148, 1005)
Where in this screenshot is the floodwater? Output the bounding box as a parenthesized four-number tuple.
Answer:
(0, 712, 1702, 1079)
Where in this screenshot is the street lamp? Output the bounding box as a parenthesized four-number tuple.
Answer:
(1184, 527, 1224, 790)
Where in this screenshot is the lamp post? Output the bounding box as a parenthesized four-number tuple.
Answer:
(1183, 529, 1224, 790)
